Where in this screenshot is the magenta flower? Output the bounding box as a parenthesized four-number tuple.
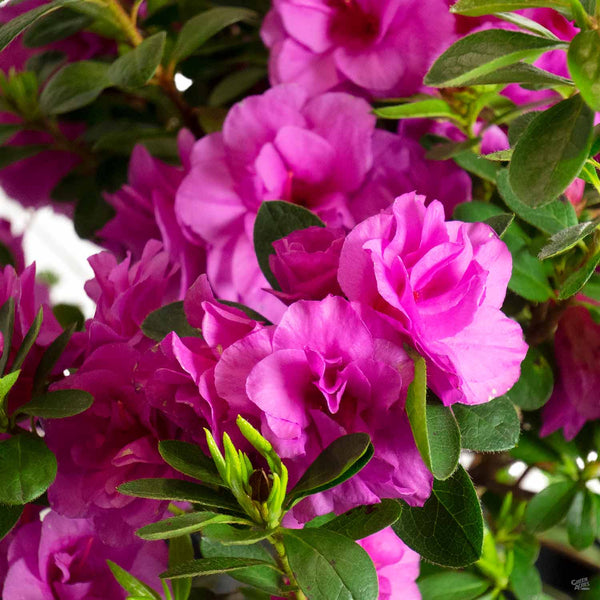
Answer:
(268, 226, 345, 303)
(215, 295, 432, 521)
(261, 0, 455, 98)
(339, 192, 528, 406)
(541, 307, 600, 440)
(2, 511, 166, 600)
(358, 527, 421, 600)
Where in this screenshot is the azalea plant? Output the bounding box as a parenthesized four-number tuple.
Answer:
(0, 0, 600, 598)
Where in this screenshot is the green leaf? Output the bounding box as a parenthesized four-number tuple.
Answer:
(208, 67, 267, 107)
(11, 307, 42, 371)
(484, 213, 514, 238)
(509, 95, 595, 208)
(524, 480, 577, 532)
(497, 169, 577, 235)
(0, 145, 46, 169)
(169, 534, 194, 600)
(510, 430, 560, 464)
(509, 537, 542, 600)
(0, 371, 20, 413)
(0, 504, 23, 541)
(559, 252, 600, 299)
(161, 558, 280, 580)
(0, 435, 57, 505)
(52, 303, 85, 330)
(40, 60, 111, 114)
(283, 528, 378, 600)
(508, 112, 541, 146)
(33, 324, 75, 394)
(172, 7, 258, 63)
(73, 190, 115, 240)
(506, 347, 554, 411)
(392, 466, 483, 567)
(456, 62, 571, 88)
(141, 301, 201, 342)
(538, 219, 599, 259)
(453, 200, 505, 223)
(568, 31, 600, 111)
(453, 151, 500, 182)
(17, 389, 93, 419)
(158, 440, 222, 486)
(217, 300, 269, 323)
(117, 479, 240, 512)
(374, 99, 457, 121)
(0, 124, 22, 146)
(495, 11, 561, 40)
(23, 7, 92, 47)
(107, 560, 161, 599)
(567, 489, 596, 550)
(453, 396, 520, 452)
(285, 433, 373, 508)
(254, 201, 324, 290)
(201, 523, 272, 546)
(108, 32, 166, 88)
(425, 29, 567, 88)
(418, 572, 490, 600)
(504, 236, 553, 302)
(450, 0, 571, 16)
(136, 511, 248, 541)
(0, 298, 15, 376)
(425, 138, 481, 161)
(320, 499, 402, 540)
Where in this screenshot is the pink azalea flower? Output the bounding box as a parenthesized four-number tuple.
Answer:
(338, 192, 528, 405)
(261, 0, 455, 98)
(2, 511, 166, 600)
(541, 306, 600, 440)
(358, 527, 421, 600)
(215, 295, 432, 522)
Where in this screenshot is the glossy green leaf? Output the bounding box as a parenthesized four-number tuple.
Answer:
(254, 201, 324, 289)
(568, 31, 600, 111)
(40, 60, 111, 114)
(425, 29, 566, 88)
(283, 528, 378, 600)
(172, 7, 258, 63)
(117, 479, 240, 512)
(525, 480, 577, 532)
(457, 62, 571, 87)
(0, 435, 57, 505)
(108, 32, 166, 88)
(169, 534, 194, 600)
(17, 389, 93, 419)
(202, 523, 272, 546)
(559, 252, 600, 299)
(158, 440, 222, 486)
(537, 219, 599, 259)
(484, 213, 514, 238)
(11, 307, 43, 371)
(497, 169, 577, 235)
(285, 433, 373, 508)
(506, 347, 554, 411)
(0, 504, 23, 541)
(141, 301, 201, 342)
(0, 298, 15, 376)
(161, 558, 280, 580)
(418, 572, 490, 600)
(107, 560, 161, 599)
(23, 7, 92, 47)
(321, 499, 402, 540)
(374, 99, 457, 121)
(567, 489, 596, 550)
(450, 0, 570, 16)
(505, 236, 553, 302)
(509, 95, 594, 208)
(392, 466, 483, 567)
(453, 396, 520, 452)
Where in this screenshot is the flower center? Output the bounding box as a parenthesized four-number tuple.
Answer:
(327, 0, 380, 47)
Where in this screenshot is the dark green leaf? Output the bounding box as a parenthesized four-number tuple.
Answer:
(169, 534, 194, 600)
(484, 213, 514, 238)
(392, 466, 483, 567)
(0, 435, 57, 505)
(172, 7, 258, 63)
(17, 389, 93, 419)
(508, 113, 540, 147)
(457, 62, 571, 88)
(158, 440, 222, 486)
(425, 138, 481, 161)
(108, 32, 166, 88)
(33, 324, 75, 394)
(136, 512, 248, 541)
(497, 169, 577, 235)
(453, 201, 505, 223)
(509, 95, 594, 208)
(506, 347, 554, 411)
(0, 124, 21, 145)
(142, 301, 201, 342)
(11, 307, 42, 371)
(254, 201, 324, 289)
(537, 219, 599, 259)
(524, 480, 577, 532)
(117, 479, 240, 512)
(425, 29, 566, 88)
(202, 523, 272, 546)
(453, 151, 500, 182)
(0, 371, 20, 412)
(208, 67, 266, 107)
(321, 499, 402, 540)
(509, 538, 542, 600)
(567, 489, 596, 550)
(0, 298, 15, 376)
(450, 0, 571, 16)
(40, 60, 111, 115)
(23, 7, 92, 47)
(285, 433, 373, 508)
(74, 191, 115, 239)
(52, 303, 85, 330)
(26, 50, 67, 82)
(283, 528, 378, 600)
(0, 504, 23, 541)
(568, 31, 600, 111)
(504, 236, 553, 302)
(161, 558, 280, 580)
(453, 396, 520, 452)
(559, 252, 600, 299)
(418, 572, 490, 600)
(374, 99, 457, 121)
(0, 145, 46, 169)
(107, 560, 161, 599)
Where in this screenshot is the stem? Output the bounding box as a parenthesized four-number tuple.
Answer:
(103, 0, 143, 46)
(269, 533, 307, 600)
